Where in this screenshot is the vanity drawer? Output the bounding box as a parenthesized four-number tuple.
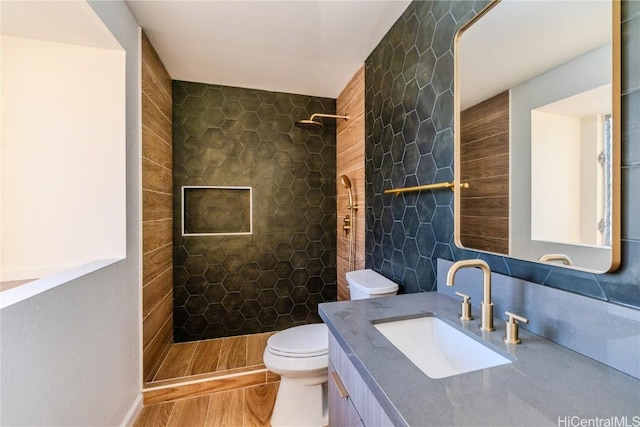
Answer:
(328, 333, 394, 427)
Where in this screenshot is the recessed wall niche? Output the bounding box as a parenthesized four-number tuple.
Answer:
(182, 186, 252, 236)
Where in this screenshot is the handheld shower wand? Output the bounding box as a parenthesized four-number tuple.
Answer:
(340, 175, 357, 273)
(341, 175, 354, 209)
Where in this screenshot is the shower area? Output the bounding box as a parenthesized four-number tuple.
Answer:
(172, 80, 339, 342)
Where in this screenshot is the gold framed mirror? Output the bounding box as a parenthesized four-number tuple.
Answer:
(454, 0, 621, 273)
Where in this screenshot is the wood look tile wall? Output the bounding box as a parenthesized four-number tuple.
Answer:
(336, 66, 365, 301)
(460, 91, 509, 255)
(142, 32, 173, 382)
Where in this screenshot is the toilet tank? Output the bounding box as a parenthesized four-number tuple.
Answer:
(345, 269, 399, 300)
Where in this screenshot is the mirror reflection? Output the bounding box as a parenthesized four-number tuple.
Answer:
(454, 0, 620, 273)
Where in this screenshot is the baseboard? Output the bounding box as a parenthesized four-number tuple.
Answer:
(120, 393, 143, 427)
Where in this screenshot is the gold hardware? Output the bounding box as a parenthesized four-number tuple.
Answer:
(446, 259, 495, 331)
(503, 311, 529, 344)
(384, 181, 469, 197)
(538, 253, 573, 265)
(343, 215, 351, 234)
(330, 371, 349, 399)
(454, 292, 474, 321)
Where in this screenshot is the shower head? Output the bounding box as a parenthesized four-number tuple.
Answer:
(295, 113, 349, 130)
(340, 174, 355, 209)
(340, 175, 352, 190)
(295, 119, 324, 130)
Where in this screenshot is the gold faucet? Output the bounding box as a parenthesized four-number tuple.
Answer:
(446, 260, 495, 331)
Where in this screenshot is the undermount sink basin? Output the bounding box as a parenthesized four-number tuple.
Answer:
(374, 316, 511, 379)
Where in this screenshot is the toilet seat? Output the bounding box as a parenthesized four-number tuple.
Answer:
(267, 323, 328, 358)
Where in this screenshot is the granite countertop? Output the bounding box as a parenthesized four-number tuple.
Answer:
(319, 293, 640, 427)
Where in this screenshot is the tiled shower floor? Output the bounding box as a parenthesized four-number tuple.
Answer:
(136, 332, 279, 426)
(152, 332, 274, 382)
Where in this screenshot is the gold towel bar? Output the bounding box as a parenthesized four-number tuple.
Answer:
(384, 181, 469, 196)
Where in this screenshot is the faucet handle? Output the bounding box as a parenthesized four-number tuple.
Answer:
(454, 292, 474, 321)
(503, 311, 529, 344)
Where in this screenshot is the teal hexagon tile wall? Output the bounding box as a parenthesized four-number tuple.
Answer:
(365, 0, 640, 309)
(173, 81, 337, 341)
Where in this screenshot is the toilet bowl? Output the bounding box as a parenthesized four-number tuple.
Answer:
(264, 269, 398, 427)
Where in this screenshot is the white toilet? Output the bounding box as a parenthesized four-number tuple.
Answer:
(263, 269, 398, 427)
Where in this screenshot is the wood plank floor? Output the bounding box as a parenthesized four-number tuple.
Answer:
(134, 382, 279, 427)
(152, 332, 273, 382)
(137, 332, 278, 424)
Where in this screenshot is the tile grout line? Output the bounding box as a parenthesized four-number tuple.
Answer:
(202, 393, 213, 427)
(184, 341, 202, 377)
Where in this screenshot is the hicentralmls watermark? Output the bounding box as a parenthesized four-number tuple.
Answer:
(558, 416, 640, 427)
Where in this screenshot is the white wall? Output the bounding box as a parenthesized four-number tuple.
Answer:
(1, 35, 126, 280)
(0, 1, 142, 425)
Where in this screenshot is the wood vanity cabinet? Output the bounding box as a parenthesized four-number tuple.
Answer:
(328, 334, 394, 427)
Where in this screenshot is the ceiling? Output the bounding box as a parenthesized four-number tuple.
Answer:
(125, 0, 411, 99)
(0, 1, 121, 50)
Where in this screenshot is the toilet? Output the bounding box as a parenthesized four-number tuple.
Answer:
(263, 269, 398, 427)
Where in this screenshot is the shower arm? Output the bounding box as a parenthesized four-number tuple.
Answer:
(309, 113, 349, 121)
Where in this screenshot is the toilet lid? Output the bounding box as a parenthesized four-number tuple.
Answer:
(346, 269, 399, 294)
(267, 323, 328, 358)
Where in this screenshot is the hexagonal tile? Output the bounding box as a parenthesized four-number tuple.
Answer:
(185, 295, 208, 315)
(274, 115, 294, 133)
(221, 99, 244, 120)
(290, 268, 310, 286)
(223, 312, 244, 331)
(184, 315, 207, 336)
(433, 129, 454, 168)
(185, 275, 207, 295)
(274, 261, 293, 279)
(256, 141, 277, 160)
(258, 307, 278, 326)
(222, 292, 243, 311)
(258, 252, 278, 270)
(239, 263, 261, 281)
(203, 303, 225, 323)
(240, 300, 261, 319)
(291, 286, 310, 304)
(274, 95, 294, 115)
(290, 233, 309, 250)
(174, 286, 189, 307)
(239, 281, 261, 300)
(257, 271, 278, 289)
(256, 104, 277, 122)
(416, 155, 437, 184)
(431, 13, 456, 58)
(222, 273, 243, 292)
(272, 242, 293, 261)
(184, 256, 207, 276)
(238, 91, 260, 111)
(257, 289, 278, 307)
(222, 254, 243, 273)
(204, 285, 227, 304)
(274, 297, 294, 315)
(221, 119, 244, 138)
(202, 107, 225, 128)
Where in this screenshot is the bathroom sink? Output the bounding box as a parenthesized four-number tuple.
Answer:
(373, 316, 511, 379)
